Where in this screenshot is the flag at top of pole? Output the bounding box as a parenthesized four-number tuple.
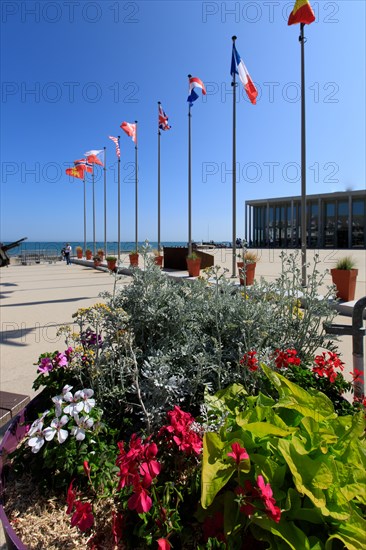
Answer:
(65, 166, 84, 179)
(109, 136, 121, 158)
(158, 103, 171, 131)
(288, 0, 315, 25)
(84, 149, 104, 166)
(121, 121, 137, 143)
(74, 158, 93, 173)
(231, 44, 258, 105)
(187, 76, 206, 107)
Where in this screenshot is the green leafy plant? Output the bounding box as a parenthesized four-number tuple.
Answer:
(200, 367, 366, 549)
(334, 256, 357, 270)
(187, 251, 200, 260)
(105, 255, 117, 261)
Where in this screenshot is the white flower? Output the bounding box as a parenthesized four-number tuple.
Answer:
(71, 414, 94, 441)
(52, 395, 63, 417)
(28, 432, 45, 453)
(63, 390, 84, 417)
(43, 415, 69, 444)
(81, 389, 95, 413)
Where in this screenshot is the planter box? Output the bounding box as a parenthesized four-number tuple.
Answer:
(163, 247, 214, 270)
(0, 394, 44, 550)
(331, 269, 358, 301)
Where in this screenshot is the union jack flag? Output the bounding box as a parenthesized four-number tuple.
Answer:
(74, 158, 93, 173)
(109, 136, 121, 158)
(158, 103, 171, 131)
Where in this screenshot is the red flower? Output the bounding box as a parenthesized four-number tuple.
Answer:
(274, 348, 301, 369)
(240, 350, 259, 371)
(66, 480, 76, 515)
(157, 539, 171, 550)
(159, 406, 203, 455)
(128, 485, 152, 514)
(71, 501, 94, 532)
(112, 511, 124, 546)
(227, 442, 249, 465)
(312, 351, 344, 383)
(351, 369, 364, 382)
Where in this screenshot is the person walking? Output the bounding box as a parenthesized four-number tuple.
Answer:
(64, 243, 72, 265)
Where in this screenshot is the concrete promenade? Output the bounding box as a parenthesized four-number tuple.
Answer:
(1, 247, 365, 401)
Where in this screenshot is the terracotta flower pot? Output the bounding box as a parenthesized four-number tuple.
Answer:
(331, 269, 358, 301)
(85, 251, 92, 261)
(186, 257, 201, 277)
(107, 259, 117, 271)
(154, 255, 163, 268)
(129, 253, 139, 267)
(76, 250, 83, 259)
(94, 260, 102, 267)
(238, 262, 256, 286)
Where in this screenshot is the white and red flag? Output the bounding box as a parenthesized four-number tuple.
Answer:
(120, 122, 137, 144)
(84, 149, 104, 166)
(187, 76, 206, 106)
(230, 45, 257, 105)
(109, 136, 121, 158)
(74, 158, 93, 173)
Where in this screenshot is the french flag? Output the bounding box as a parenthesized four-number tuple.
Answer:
(187, 76, 206, 106)
(231, 45, 258, 105)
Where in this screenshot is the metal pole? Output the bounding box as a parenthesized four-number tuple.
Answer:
(188, 75, 192, 257)
(158, 102, 161, 252)
(135, 121, 138, 251)
(92, 168, 96, 256)
(83, 176, 86, 255)
(300, 23, 307, 286)
(352, 297, 366, 399)
(117, 136, 121, 261)
(103, 146, 107, 256)
(232, 36, 237, 278)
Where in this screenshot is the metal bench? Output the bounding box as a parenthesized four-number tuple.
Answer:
(0, 391, 30, 428)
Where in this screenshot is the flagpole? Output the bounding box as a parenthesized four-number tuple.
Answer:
(117, 136, 121, 261)
(103, 146, 107, 256)
(135, 121, 138, 252)
(158, 102, 161, 253)
(232, 36, 237, 278)
(188, 75, 192, 257)
(83, 174, 87, 255)
(92, 167, 96, 256)
(300, 23, 307, 286)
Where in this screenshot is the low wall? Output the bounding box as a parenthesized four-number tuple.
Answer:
(163, 247, 214, 270)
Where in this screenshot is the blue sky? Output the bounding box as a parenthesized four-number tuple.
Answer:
(1, 0, 365, 243)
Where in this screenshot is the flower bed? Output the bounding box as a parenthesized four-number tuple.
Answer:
(1, 252, 365, 548)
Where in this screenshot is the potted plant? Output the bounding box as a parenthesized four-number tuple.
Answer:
(237, 251, 259, 286)
(106, 255, 117, 271)
(85, 249, 93, 261)
(97, 249, 105, 261)
(153, 249, 163, 268)
(331, 256, 358, 301)
(75, 246, 83, 259)
(93, 255, 102, 267)
(129, 250, 139, 267)
(186, 251, 201, 277)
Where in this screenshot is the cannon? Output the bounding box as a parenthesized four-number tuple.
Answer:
(0, 237, 27, 267)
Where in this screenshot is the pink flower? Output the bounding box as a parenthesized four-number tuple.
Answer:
(227, 442, 249, 465)
(157, 539, 171, 550)
(37, 357, 53, 374)
(55, 352, 68, 367)
(256, 475, 281, 523)
(128, 485, 152, 514)
(71, 501, 94, 532)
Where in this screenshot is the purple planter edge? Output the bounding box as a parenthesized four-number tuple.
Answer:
(0, 396, 42, 550)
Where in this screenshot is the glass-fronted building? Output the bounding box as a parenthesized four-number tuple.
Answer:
(245, 190, 366, 249)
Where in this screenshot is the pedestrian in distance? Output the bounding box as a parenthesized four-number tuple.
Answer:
(64, 243, 72, 265)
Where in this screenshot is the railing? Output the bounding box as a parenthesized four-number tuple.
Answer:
(324, 296, 366, 400)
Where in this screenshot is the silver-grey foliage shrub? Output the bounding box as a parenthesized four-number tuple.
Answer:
(80, 251, 337, 431)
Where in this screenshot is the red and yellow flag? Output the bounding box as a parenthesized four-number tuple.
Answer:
(65, 166, 84, 179)
(288, 0, 315, 25)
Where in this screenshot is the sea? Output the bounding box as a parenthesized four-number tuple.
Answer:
(4, 241, 188, 257)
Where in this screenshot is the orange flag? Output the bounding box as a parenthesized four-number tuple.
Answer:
(65, 166, 84, 179)
(288, 0, 315, 25)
